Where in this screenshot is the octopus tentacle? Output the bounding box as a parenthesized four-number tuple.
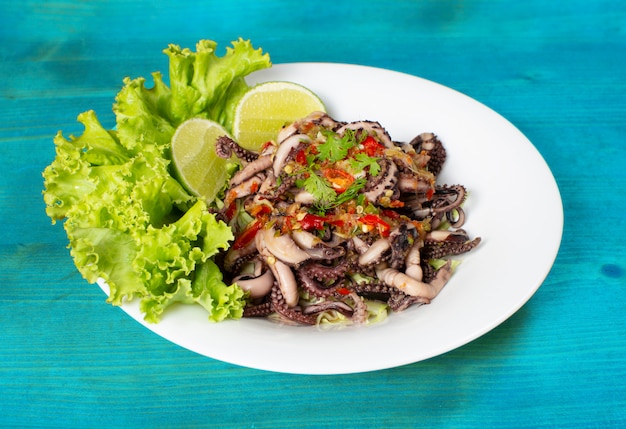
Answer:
(296, 269, 338, 297)
(405, 240, 424, 281)
(351, 279, 397, 296)
(243, 301, 273, 318)
(389, 223, 418, 269)
(223, 173, 266, 208)
(255, 229, 301, 306)
(351, 280, 419, 311)
(302, 300, 354, 318)
(216, 135, 259, 163)
(291, 230, 346, 260)
(358, 238, 391, 266)
(447, 207, 466, 228)
(364, 159, 400, 205)
(421, 262, 437, 283)
(375, 261, 452, 299)
(270, 282, 317, 325)
(279, 111, 344, 142)
(430, 185, 467, 215)
(409, 132, 446, 176)
(349, 292, 369, 324)
(223, 239, 258, 273)
(337, 120, 395, 148)
(233, 268, 274, 299)
(387, 293, 428, 312)
(264, 175, 297, 200)
(229, 155, 273, 186)
(346, 259, 377, 278)
(397, 172, 435, 194)
(422, 236, 481, 260)
(300, 259, 351, 282)
(273, 134, 311, 176)
(415, 184, 467, 227)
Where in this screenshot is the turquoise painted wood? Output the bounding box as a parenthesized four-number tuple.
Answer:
(1, 0, 625, 427)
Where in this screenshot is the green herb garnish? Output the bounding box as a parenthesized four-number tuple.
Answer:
(350, 152, 381, 176)
(316, 129, 358, 162)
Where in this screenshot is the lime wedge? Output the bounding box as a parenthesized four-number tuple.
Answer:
(171, 118, 231, 203)
(233, 81, 326, 151)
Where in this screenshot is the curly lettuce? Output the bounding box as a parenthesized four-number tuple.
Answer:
(42, 39, 271, 323)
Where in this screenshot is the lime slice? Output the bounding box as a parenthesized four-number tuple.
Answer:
(171, 118, 232, 203)
(233, 81, 326, 151)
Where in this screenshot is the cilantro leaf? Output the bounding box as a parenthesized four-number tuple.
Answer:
(350, 153, 381, 176)
(312, 177, 367, 214)
(317, 130, 357, 162)
(301, 173, 337, 205)
(334, 177, 367, 206)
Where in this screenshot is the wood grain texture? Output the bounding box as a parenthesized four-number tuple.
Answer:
(1, 0, 625, 427)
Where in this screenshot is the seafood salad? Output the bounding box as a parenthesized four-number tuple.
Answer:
(216, 111, 481, 326)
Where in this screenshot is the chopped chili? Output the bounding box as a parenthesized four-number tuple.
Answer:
(426, 188, 435, 200)
(232, 220, 262, 250)
(249, 203, 272, 218)
(295, 148, 307, 165)
(300, 213, 327, 231)
(360, 214, 391, 237)
(224, 201, 237, 221)
(323, 168, 354, 193)
(362, 136, 385, 157)
(381, 209, 401, 219)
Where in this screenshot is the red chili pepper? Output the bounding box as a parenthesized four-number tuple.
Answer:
(426, 188, 435, 200)
(361, 214, 391, 237)
(336, 287, 351, 295)
(328, 218, 345, 227)
(362, 136, 385, 157)
(282, 216, 294, 234)
(249, 203, 272, 218)
(300, 214, 327, 231)
(381, 209, 400, 219)
(261, 140, 275, 151)
(232, 220, 262, 250)
(323, 168, 354, 193)
(295, 148, 307, 165)
(224, 201, 237, 221)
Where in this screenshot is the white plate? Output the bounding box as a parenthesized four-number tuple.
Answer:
(97, 63, 563, 375)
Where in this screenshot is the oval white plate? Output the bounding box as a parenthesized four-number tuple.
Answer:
(98, 63, 563, 375)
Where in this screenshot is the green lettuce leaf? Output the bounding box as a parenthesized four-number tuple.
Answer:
(114, 72, 175, 153)
(163, 38, 271, 127)
(135, 201, 238, 323)
(42, 39, 271, 323)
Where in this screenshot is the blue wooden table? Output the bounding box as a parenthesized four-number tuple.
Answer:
(2, 1, 625, 427)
